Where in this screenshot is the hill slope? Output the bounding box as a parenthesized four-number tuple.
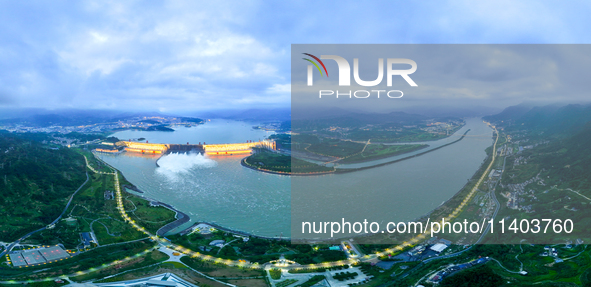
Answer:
(0, 133, 87, 241)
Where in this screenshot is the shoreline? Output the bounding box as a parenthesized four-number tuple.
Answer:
(178, 222, 289, 241)
(120, 184, 190, 236)
(240, 158, 336, 176)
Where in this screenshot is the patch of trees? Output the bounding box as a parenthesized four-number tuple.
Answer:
(439, 264, 503, 287)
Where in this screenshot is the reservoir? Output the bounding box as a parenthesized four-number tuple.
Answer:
(98, 118, 493, 238)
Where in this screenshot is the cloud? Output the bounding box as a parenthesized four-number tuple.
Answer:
(291, 45, 591, 113)
(266, 84, 290, 94)
(0, 1, 589, 112)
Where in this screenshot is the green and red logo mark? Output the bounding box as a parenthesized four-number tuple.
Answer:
(302, 53, 328, 77)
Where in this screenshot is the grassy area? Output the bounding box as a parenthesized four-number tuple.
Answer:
(348, 126, 462, 143)
(339, 143, 427, 163)
(269, 268, 282, 280)
(170, 231, 348, 265)
(180, 256, 265, 278)
(68, 250, 169, 282)
(333, 271, 358, 281)
(288, 268, 326, 274)
(93, 264, 232, 287)
(76, 149, 113, 173)
(123, 195, 177, 235)
(161, 261, 189, 269)
(306, 139, 364, 158)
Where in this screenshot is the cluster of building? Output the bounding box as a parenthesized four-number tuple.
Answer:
(7, 245, 70, 267)
(500, 174, 543, 212)
(497, 143, 515, 157)
(80, 231, 99, 248)
(253, 122, 283, 131)
(513, 155, 528, 166)
(422, 120, 464, 134)
(388, 238, 453, 262)
(0, 116, 204, 135)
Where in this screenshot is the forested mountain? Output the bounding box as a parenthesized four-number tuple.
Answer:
(484, 103, 591, 138)
(487, 103, 591, 192)
(0, 133, 87, 241)
(535, 121, 591, 191)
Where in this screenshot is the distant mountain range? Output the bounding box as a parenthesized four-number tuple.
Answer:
(0, 107, 291, 127)
(484, 103, 591, 137)
(194, 108, 291, 122)
(484, 102, 591, 195)
(0, 108, 206, 128)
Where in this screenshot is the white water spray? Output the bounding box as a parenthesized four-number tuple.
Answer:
(156, 152, 216, 178)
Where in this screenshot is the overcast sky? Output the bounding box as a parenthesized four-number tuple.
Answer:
(1, 1, 590, 113)
(291, 44, 591, 115)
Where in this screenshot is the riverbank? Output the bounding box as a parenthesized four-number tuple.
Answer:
(178, 221, 289, 241)
(240, 158, 336, 176)
(121, 184, 191, 236)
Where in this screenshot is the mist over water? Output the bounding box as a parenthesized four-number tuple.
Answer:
(157, 152, 216, 174)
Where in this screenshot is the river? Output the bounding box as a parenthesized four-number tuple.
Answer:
(97, 118, 493, 238)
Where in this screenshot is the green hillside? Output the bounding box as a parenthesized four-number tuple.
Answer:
(485, 103, 591, 138)
(536, 121, 591, 191)
(0, 134, 87, 241)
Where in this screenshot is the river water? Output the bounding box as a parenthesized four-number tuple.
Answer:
(97, 118, 493, 238)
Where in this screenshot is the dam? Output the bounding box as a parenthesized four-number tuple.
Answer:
(113, 139, 276, 155)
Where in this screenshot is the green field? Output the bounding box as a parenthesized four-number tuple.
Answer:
(305, 139, 364, 158)
(339, 143, 427, 163)
(348, 128, 456, 143)
(269, 268, 282, 280)
(244, 150, 334, 174)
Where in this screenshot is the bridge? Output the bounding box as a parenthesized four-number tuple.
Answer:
(115, 140, 275, 155)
